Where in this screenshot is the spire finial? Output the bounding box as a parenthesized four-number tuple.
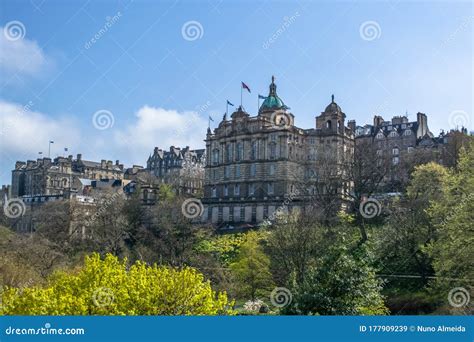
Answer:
(272, 75, 275, 83)
(331, 94, 334, 103)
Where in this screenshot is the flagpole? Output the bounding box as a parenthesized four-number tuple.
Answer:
(226, 101, 228, 116)
(240, 86, 243, 108)
(258, 96, 260, 114)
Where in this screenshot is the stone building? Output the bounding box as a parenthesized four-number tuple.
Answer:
(350, 113, 444, 190)
(146, 146, 205, 195)
(11, 154, 124, 198)
(201, 77, 354, 225)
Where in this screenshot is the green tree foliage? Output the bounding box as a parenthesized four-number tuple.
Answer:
(428, 142, 474, 312)
(374, 163, 451, 287)
(283, 244, 388, 315)
(195, 233, 245, 266)
(268, 214, 387, 315)
(1, 253, 234, 315)
(230, 231, 273, 300)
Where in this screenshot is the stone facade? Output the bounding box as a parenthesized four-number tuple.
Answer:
(11, 154, 124, 198)
(201, 77, 354, 225)
(350, 113, 447, 189)
(146, 146, 205, 195)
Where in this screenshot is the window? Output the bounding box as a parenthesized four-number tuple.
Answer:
(212, 187, 217, 197)
(392, 156, 400, 165)
(235, 165, 241, 178)
(269, 143, 276, 159)
(267, 183, 274, 195)
(388, 125, 392, 131)
(234, 184, 240, 196)
(270, 134, 277, 142)
(376, 132, 384, 139)
(225, 144, 232, 162)
(213, 169, 218, 180)
(408, 146, 414, 153)
(392, 147, 399, 155)
(389, 131, 398, 137)
(224, 165, 231, 179)
(326, 120, 332, 129)
(404, 130, 412, 136)
(376, 149, 382, 156)
(249, 184, 255, 196)
(309, 137, 315, 144)
(212, 149, 220, 165)
(251, 141, 257, 160)
(224, 185, 228, 197)
(250, 164, 256, 177)
(269, 164, 276, 176)
(236, 142, 243, 161)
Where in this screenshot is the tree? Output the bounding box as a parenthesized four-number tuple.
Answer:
(428, 142, 474, 313)
(1, 253, 234, 315)
(283, 243, 388, 315)
(266, 214, 325, 285)
(230, 231, 273, 300)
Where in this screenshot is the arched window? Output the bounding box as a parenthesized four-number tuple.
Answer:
(404, 130, 412, 136)
(212, 149, 219, 165)
(389, 131, 398, 138)
(225, 144, 232, 162)
(269, 143, 277, 159)
(326, 120, 332, 129)
(236, 142, 243, 161)
(376, 132, 384, 139)
(251, 141, 257, 160)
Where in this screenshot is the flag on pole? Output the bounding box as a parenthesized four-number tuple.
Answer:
(49, 140, 54, 144)
(64, 147, 68, 152)
(227, 100, 234, 106)
(258, 94, 267, 100)
(209, 115, 214, 122)
(241, 82, 251, 93)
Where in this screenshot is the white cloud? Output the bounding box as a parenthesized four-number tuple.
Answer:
(0, 101, 208, 184)
(114, 105, 207, 163)
(0, 100, 81, 158)
(0, 27, 49, 76)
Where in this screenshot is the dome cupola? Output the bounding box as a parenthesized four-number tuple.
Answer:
(259, 76, 289, 114)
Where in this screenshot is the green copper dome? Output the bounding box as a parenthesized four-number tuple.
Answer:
(259, 76, 288, 113)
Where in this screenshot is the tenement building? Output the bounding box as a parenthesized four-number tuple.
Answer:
(11, 154, 124, 198)
(349, 113, 446, 190)
(146, 146, 205, 195)
(201, 77, 354, 225)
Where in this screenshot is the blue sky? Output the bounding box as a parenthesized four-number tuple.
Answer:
(0, 0, 472, 185)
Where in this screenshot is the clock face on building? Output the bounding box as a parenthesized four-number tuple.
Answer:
(271, 111, 291, 129)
